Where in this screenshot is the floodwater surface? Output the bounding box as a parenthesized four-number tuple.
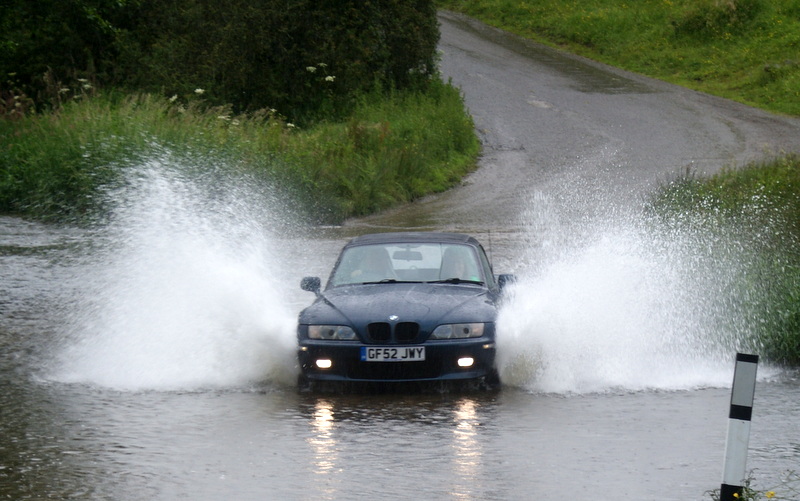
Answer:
(2, 12, 800, 501)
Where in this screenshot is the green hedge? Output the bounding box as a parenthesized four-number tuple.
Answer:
(0, 81, 479, 223)
(1, 0, 439, 121)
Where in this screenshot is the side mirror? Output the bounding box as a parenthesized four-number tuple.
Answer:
(300, 276, 321, 294)
(497, 274, 516, 292)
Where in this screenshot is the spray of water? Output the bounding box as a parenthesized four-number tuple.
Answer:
(47, 147, 772, 394)
(52, 150, 299, 391)
(497, 185, 759, 394)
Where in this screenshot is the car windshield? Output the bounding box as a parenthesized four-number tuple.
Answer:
(329, 243, 485, 286)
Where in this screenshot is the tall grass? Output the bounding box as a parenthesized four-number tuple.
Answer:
(0, 80, 479, 223)
(284, 83, 480, 216)
(438, 0, 800, 116)
(649, 155, 800, 365)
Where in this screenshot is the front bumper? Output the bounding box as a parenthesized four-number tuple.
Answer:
(297, 340, 496, 382)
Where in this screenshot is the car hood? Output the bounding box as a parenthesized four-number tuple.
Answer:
(298, 283, 497, 329)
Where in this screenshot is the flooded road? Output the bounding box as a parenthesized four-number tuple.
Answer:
(3, 11, 800, 501)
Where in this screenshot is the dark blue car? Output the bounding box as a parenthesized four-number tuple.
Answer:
(297, 232, 514, 389)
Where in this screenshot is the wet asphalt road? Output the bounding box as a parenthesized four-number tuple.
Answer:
(353, 11, 800, 233)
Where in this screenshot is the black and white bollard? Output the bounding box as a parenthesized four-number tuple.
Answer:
(720, 353, 759, 501)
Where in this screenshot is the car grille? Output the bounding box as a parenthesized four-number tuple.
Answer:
(395, 322, 419, 342)
(367, 322, 391, 342)
(366, 322, 421, 343)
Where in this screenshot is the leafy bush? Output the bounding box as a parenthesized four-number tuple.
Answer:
(0, 0, 127, 107)
(0, 0, 439, 121)
(0, 80, 478, 223)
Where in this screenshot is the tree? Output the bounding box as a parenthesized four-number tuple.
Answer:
(0, 0, 130, 106)
(1, 0, 440, 120)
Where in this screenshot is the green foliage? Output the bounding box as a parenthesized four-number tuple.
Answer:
(437, 0, 800, 116)
(0, 80, 478, 223)
(1, 0, 439, 121)
(706, 470, 800, 500)
(673, 0, 765, 40)
(649, 156, 800, 364)
(0, 0, 129, 108)
(284, 81, 480, 217)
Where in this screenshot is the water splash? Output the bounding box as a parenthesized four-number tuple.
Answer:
(497, 187, 757, 394)
(52, 151, 299, 391)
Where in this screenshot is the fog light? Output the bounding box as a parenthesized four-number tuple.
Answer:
(316, 359, 332, 369)
(457, 357, 474, 368)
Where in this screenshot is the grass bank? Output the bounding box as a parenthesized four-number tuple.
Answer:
(438, 0, 800, 116)
(0, 80, 479, 223)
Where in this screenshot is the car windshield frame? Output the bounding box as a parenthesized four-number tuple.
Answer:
(328, 242, 488, 288)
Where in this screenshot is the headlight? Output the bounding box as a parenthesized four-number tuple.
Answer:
(430, 323, 485, 339)
(308, 325, 357, 340)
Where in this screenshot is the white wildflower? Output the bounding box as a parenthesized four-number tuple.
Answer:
(194, 88, 205, 95)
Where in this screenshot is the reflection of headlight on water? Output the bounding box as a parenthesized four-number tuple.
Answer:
(308, 400, 337, 478)
(311, 400, 334, 432)
(451, 398, 481, 494)
(453, 399, 478, 442)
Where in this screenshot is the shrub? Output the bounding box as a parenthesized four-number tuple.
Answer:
(1, 0, 440, 122)
(0, 80, 478, 224)
(0, 0, 127, 109)
(672, 0, 765, 39)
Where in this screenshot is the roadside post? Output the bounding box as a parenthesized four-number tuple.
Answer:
(720, 352, 759, 501)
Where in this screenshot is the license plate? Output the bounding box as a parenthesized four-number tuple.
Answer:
(360, 346, 426, 362)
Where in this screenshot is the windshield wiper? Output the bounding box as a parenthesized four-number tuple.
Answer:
(428, 278, 485, 285)
(360, 279, 423, 285)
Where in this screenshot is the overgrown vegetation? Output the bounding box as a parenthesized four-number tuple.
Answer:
(648, 155, 800, 365)
(1, 0, 439, 122)
(0, 0, 480, 223)
(706, 470, 800, 500)
(438, 0, 800, 116)
(0, 80, 479, 223)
